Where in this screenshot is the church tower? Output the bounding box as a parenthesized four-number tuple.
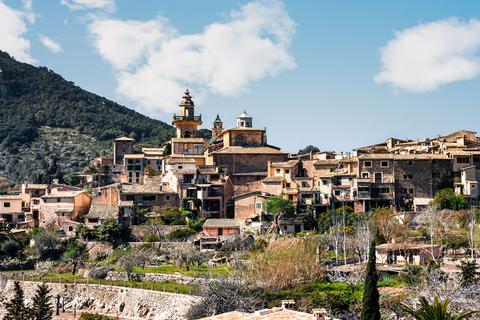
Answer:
(172, 89, 202, 138)
(236, 110, 252, 128)
(211, 113, 224, 141)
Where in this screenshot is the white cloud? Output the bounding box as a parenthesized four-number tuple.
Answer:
(39, 34, 63, 53)
(61, 0, 115, 12)
(0, 0, 36, 63)
(87, 0, 296, 115)
(375, 18, 480, 93)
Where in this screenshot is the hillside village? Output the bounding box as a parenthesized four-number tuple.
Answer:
(2, 90, 480, 319)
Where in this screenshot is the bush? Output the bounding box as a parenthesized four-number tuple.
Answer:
(79, 313, 118, 320)
(1, 239, 21, 258)
(165, 228, 197, 241)
(172, 219, 187, 225)
(89, 266, 115, 279)
(144, 234, 160, 242)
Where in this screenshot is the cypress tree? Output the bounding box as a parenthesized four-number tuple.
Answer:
(30, 283, 53, 320)
(4, 281, 29, 320)
(360, 240, 381, 320)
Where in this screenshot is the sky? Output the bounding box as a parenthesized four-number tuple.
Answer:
(2, 0, 480, 154)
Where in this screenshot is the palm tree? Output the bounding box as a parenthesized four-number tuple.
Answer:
(400, 296, 477, 320)
(0, 224, 13, 243)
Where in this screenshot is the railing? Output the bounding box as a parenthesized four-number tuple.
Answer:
(173, 115, 202, 121)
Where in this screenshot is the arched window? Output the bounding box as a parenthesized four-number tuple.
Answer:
(184, 131, 191, 138)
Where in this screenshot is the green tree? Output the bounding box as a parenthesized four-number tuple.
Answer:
(0, 224, 14, 242)
(265, 194, 295, 233)
(3, 281, 29, 320)
(431, 189, 469, 211)
(298, 205, 317, 231)
(298, 145, 320, 155)
(1, 239, 21, 258)
(400, 296, 477, 320)
(360, 240, 380, 320)
(457, 260, 478, 286)
(95, 219, 123, 243)
(62, 237, 89, 275)
(30, 283, 53, 320)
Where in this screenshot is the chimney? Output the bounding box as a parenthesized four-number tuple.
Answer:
(312, 308, 327, 320)
(281, 300, 295, 310)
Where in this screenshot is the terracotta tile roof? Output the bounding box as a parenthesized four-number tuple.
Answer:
(232, 172, 268, 176)
(0, 195, 22, 200)
(118, 200, 134, 206)
(171, 138, 205, 143)
(166, 158, 197, 164)
(359, 154, 449, 160)
(263, 176, 284, 183)
(113, 137, 135, 141)
(24, 184, 48, 189)
(87, 205, 119, 219)
(197, 166, 218, 174)
(177, 169, 197, 175)
(212, 146, 287, 155)
(203, 219, 241, 228)
(271, 160, 298, 168)
(224, 127, 265, 131)
(121, 184, 175, 194)
(124, 154, 145, 159)
(198, 309, 316, 319)
(41, 191, 87, 198)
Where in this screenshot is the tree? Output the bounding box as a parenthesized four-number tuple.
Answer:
(117, 252, 136, 280)
(458, 261, 478, 287)
(95, 219, 123, 243)
(431, 189, 468, 211)
(298, 205, 317, 231)
(131, 245, 156, 269)
(400, 296, 477, 320)
(62, 237, 90, 275)
(175, 247, 212, 271)
(33, 229, 60, 258)
(265, 194, 295, 233)
(298, 145, 320, 155)
(3, 281, 29, 320)
(144, 165, 160, 176)
(1, 239, 21, 258)
(0, 223, 14, 242)
(30, 283, 53, 320)
(373, 207, 397, 244)
(360, 240, 381, 320)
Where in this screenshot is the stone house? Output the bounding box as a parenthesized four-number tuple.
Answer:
(120, 184, 178, 213)
(85, 205, 130, 228)
(376, 243, 441, 265)
(0, 195, 26, 226)
(202, 219, 241, 236)
(39, 190, 91, 227)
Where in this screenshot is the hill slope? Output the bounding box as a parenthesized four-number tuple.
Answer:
(0, 50, 176, 184)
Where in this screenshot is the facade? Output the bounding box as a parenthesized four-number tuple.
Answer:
(113, 137, 135, 165)
(39, 190, 91, 227)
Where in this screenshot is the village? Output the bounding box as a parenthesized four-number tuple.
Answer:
(1, 90, 480, 319)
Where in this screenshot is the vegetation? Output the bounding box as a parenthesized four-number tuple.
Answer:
(400, 296, 477, 320)
(265, 194, 295, 233)
(431, 188, 469, 211)
(298, 145, 320, 155)
(3, 281, 29, 320)
(0, 50, 175, 184)
(360, 240, 380, 320)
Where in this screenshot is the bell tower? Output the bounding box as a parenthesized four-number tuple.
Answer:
(172, 89, 202, 138)
(211, 113, 224, 141)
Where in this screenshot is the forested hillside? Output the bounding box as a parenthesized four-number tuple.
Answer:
(0, 51, 177, 185)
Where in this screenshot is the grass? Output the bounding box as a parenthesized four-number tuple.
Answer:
(13, 273, 194, 295)
(104, 263, 235, 277)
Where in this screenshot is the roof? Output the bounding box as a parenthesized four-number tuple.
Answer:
(359, 154, 449, 160)
(118, 200, 134, 206)
(271, 160, 298, 168)
(24, 184, 48, 189)
(177, 169, 197, 175)
(0, 195, 22, 200)
(113, 137, 135, 141)
(376, 243, 440, 251)
(263, 176, 284, 183)
(203, 219, 241, 228)
(121, 184, 175, 194)
(224, 127, 265, 132)
(124, 154, 145, 159)
(198, 309, 317, 320)
(166, 158, 196, 164)
(87, 205, 119, 219)
(232, 171, 268, 176)
(142, 148, 164, 155)
(197, 166, 219, 174)
(237, 110, 252, 119)
(42, 191, 87, 198)
(55, 208, 73, 213)
(171, 137, 205, 143)
(212, 146, 287, 155)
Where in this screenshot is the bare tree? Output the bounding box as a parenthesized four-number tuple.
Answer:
(329, 212, 343, 266)
(415, 206, 439, 262)
(353, 213, 373, 263)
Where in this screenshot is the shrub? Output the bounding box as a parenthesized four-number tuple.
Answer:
(144, 234, 160, 242)
(165, 228, 197, 241)
(1, 239, 21, 258)
(79, 313, 118, 320)
(172, 219, 187, 225)
(89, 266, 115, 279)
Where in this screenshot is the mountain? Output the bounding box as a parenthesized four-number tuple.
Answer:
(0, 50, 176, 184)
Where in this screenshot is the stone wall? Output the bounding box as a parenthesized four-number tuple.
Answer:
(79, 270, 210, 286)
(0, 280, 199, 320)
(0, 272, 40, 292)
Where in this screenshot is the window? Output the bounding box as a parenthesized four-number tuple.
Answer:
(276, 169, 281, 175)
(402, 188, 407, 193)
(334, 190, 341, 196)
(165, 195, 171, 201)
(35, 190, 39, 195)
(379, 187, 390, 193)
(408, 161, 413, 165)
(374, 172, 382, 183)
(136, 172, 140, 177)
(364, 161, 372, 167)
(361, 172, 370, 178)
(129, 179, 132, 183)
(403, 174, 413, 180)
(322, 180, 327, 185)
(286, 183, 291, 188)
(301, 182, 307, 188)
(129, 172, 132, 177)
(135, 165, 141, 171)
(433, 172, 440, 178)
(136, 179, 139, 183)
(126, 195, 134, 201)
(409, 188, 414, 194)
(178, 166, 183, 169)
(285, 169, 290, 174)
(324, 194, 329, 199)
(317, 181, 321, 187)
(57, 198, 61, 203)
(474, 157, 480, 163)
(358, 186, 369, 192)
(210, 174, 220, 180)
(457, 157, 470, 164)
(69, 226, 73, 232)
(381, 161, 389, 167)
(255, 202, 262, 209)
(3, 202, 10, 207)
(143, 195, 155, 201)
(289, 195, 294, 200)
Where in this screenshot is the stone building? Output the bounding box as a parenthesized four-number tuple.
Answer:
(39, 190, 91, 226)
(113, 137, 135, 165)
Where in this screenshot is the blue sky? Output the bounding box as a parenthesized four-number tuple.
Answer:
(2, 0, 480, 153)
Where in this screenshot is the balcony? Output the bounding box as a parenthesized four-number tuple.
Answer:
(173, 115, 202, 122)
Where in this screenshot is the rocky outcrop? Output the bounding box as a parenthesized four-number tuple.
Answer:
(0, 281, 199, 320)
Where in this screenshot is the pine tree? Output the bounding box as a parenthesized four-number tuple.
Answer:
(360, 240, 381, 320)
(29, 283, 53, 320)
(4, 281, 29, 320)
